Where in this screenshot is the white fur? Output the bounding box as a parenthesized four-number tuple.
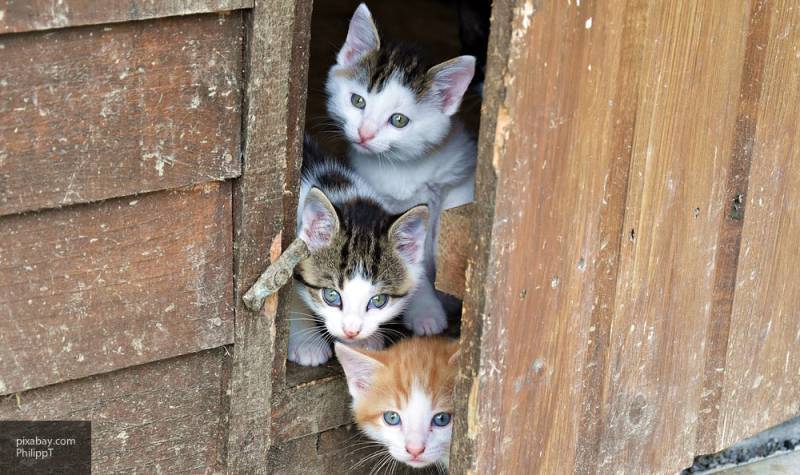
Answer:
(326, 5, 478, 336)
(362, 381, 452, 468)
(288, 159, 428, 366)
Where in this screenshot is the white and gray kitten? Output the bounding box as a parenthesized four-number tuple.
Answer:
(288, 136, 429, 366)
(326, 3, 477, 336)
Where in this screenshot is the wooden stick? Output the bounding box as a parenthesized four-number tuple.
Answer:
(242, 238, 310, 312)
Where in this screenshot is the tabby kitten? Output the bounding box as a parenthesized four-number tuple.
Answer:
(335, 337, 459, 469)
(288, 136, 429, 366)
(326, 3, 477, 336)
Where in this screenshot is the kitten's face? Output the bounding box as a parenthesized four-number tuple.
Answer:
(326, 4, 475, 159)
(296, 188, 428, 343)
(336, 338, 460, 469)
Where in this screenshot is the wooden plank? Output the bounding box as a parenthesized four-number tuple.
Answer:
(0, 183, 233, 394)
(453, 0, 647, 471)
(453, 1, 754, 473)
(717, 0, 800, 449)
(0, 348, 230, 474)
(267, 424, 431, 475)
(0, 0, 253, 35)
(695, 0, 771, 454)
(0, 13, 243, 216)
(595, 2, 750, 472)
(271, 375, 352, 443)
(435, 204, 474, 299)
(226, 0, 312, 470)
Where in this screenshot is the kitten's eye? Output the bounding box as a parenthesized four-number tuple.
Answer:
(383, 411, 401, 426)
(321, 288, 342, 307)
(351, 93, 366, 109)
(367, 294, 388, 310)
(432, 412, 451, 427)
(389, 113, 409, 128)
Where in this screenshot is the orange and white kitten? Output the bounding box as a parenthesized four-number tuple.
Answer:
(335, 337, 459, 469)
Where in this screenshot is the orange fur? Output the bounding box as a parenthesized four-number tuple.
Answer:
(350, 337, 459, 428)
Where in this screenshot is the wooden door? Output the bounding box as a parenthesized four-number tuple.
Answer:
(451, 0, 800, 473)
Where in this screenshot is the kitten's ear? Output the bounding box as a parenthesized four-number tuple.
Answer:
(337, 4, 380, 67)
(300, 187, 340, 252)
(389, 205, 429, 265)
(335, 342, 384, 400)
(448, 346, 461, 367)
(426, 55, 476, 115)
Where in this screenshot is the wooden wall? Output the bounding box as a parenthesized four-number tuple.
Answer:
(0, 2, 249, 472)
(451, 0, 800, 473)
(3, 0, 797, 474)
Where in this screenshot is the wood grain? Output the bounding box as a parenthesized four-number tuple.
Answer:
(0, 13, 243, 216)
(0, 183, 233, 395)
(595, 2, 749, 472)
(717, 0, 800, 449)
(0, 0, 253, 34)
(452, 0, 770, 473)
(435, 203, 474, 299)
(272, 375, 352, 443)
(695, 0, 770, 454)
(0, 348, 230, 473)
(226, 0, 312, 471)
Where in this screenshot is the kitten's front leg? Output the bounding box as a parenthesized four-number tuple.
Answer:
(288, 317, 332, 366)
(404, 278, 448, 336)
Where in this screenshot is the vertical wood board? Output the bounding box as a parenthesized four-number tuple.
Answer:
(718, 0, 800, 449)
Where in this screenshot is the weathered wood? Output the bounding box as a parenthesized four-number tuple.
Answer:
(695, 0, 770, 454)
(0, 13, 243, 216)
(0, 0, 253, 34)
(0, 183, 233, 394)
(717, 0, 800, 450)
(453, 0, 763, 473)
(596, 2, 749, 472)
(271, 375, 352, 443)
(227, 0, 312, 471)
(0, 348, 230, 473)
(267, 424, 432, 475)
(267, 425, 373, 475)
(435, 203, 474, 299)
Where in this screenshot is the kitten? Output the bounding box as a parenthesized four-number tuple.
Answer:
(335, 337, 459, 469)
(326, 3, 477, 336)
(287, 136, 429, 366)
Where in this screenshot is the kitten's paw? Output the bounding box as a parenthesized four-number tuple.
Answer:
(411, 315, 447, 336)
(351, 333, 385, 351)
(288, 339, 332, 367)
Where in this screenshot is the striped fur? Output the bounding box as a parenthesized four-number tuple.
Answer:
(287, 136, 429, 367)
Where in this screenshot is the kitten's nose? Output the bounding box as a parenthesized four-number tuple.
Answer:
(358, 128, 375, 143)
(344, 329, 360, 339)
(405, 444, 425, 458)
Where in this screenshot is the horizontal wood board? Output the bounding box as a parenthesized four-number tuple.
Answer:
(0, 0, 253, 34)
(0, 13, 243, 215)
(0, 183, 234, 394)
(0, 348, 230, 473)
